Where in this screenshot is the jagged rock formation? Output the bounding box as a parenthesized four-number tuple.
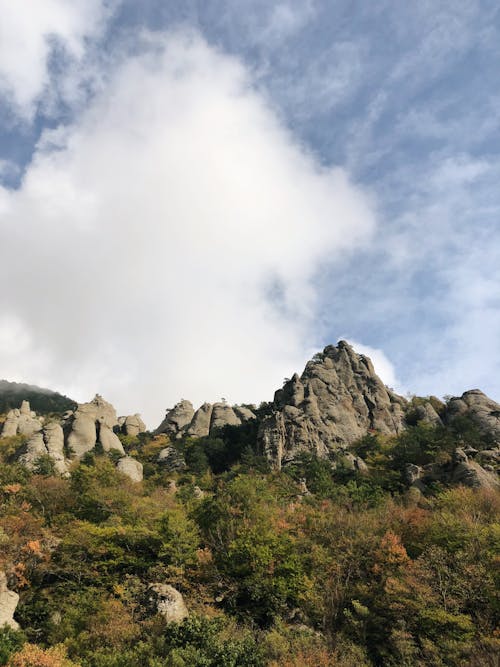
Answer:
(259, 341, 407, 468)
(1, 400, 43, 438)
(154, 400, 256, 439)
(0, 571, 19, 629)
(446, 389, 500, 442)
(147, 584, 188, 622)
(407, 447, 499, 492)
(118, 414, 147, 437)
(65, 394, 124, 458)
(116, 456, 143, 482)
(2, 395, 142, 473)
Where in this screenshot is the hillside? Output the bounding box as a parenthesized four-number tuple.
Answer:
(0, 343, 499, 666)
(0, 381, 76, 417)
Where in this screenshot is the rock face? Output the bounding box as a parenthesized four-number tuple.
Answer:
(119, 414, 147, 437)
(155, 400, 256, 440)
(259, 341, 407, 468)
(5, 395, 130, 473)
(408, 447, 499, 492)
(0, 571, 19, 629)
(116, 456, 143, 482)
(65, 394, 124, 458)
(446, 390, 500, 443)
(147, 584, 188, 623)
(1, 400, 42, 438)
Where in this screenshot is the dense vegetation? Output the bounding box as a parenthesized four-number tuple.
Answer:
(0, 411, 498, 666)
(0, 382, 76, 416)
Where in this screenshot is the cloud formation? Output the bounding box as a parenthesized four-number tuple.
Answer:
(0, 0, 113, 119)
(0, 32, 375, 425)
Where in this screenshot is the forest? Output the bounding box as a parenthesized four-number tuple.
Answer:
(0, 411, 499, 667)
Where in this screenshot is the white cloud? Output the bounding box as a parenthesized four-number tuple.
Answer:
(0, 31, 375, 425)
(346, 340, 402, 392)
(0, 0, 114, 119)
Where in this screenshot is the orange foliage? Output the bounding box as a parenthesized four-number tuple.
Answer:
(3, 483, 21, 494)
(8, 644, 79, 667)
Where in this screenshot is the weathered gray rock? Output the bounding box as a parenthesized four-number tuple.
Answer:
(259, 341, 407, 468)
(446, 390, 500, 443)
(0, 571, 19, 629)
(157, 447, 186, 472)
(210, 403, 242, 430)
(185, 403, 213, 438)
(193, 485, 205, 499)
(147, 584, 188, 622)
(66, 394, 121, 458)
(98, 423, 125, 454)
(408, 447, 499, 491)
(233, 406, 257, 422)
(17, 431, 46, 470)
(1, 409, 20, 437)
(154, 400, 195, 438)
(116, 456, 143, 482)
(120, 414, 146, 437)
(413, 401, 443, 426)
(43, 422, 68, 475)
(79, 394, 118, 428)
(1, 401, 42, 438)
(67, 413, 97, 458)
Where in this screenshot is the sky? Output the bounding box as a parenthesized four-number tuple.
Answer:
(0, 0, 499, 426)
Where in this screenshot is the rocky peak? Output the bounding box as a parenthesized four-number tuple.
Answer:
(154, 399, 256, 439)
(259, 341, 407, 468)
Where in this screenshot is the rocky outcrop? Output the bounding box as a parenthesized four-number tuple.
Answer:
(185, 403, 213, 437)
(259, 341, 407, 468)
(154, 400, 195, 438)
(407, 447, 499, 492)
(446, 390, 500, 443)
(1, 400, 42, 438)
(155, 400, 256, 439)
(116, 456, 143, 482)
(157, 447, 186, 472)
(0, 571, 19, 629)
(147, 584, 188, 623)
(65, 394, 124, 458)
(210, 403, 242, 430)
(119, 414, 147, 437)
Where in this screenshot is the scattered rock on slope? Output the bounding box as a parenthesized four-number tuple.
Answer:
(116, 456, 143, 482)
(147, 584, 188, 623)
(0, 571, 19, 630)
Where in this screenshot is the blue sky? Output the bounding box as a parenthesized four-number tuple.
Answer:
(1, 1, 499, 424)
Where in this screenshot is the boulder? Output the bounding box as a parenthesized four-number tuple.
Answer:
(445, 390, 500, 443)
(116, 456, 143, 482)
(43, 422, 69, 475)
(185, 403, 213, 438)
(210, 403, 242, 430)
(67, 413, 97, 458)
(17, 431, 46, 470)
(259, 341, 407, 468)
(154, 400, 195, 438)
(98, 423, 125, 454)
(1, 409, 20, 437)
(147, 584, 188, 623)
(0, 572, 19, 629)
(121, 414, 146, 437)
(1, 401, 42, 438)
